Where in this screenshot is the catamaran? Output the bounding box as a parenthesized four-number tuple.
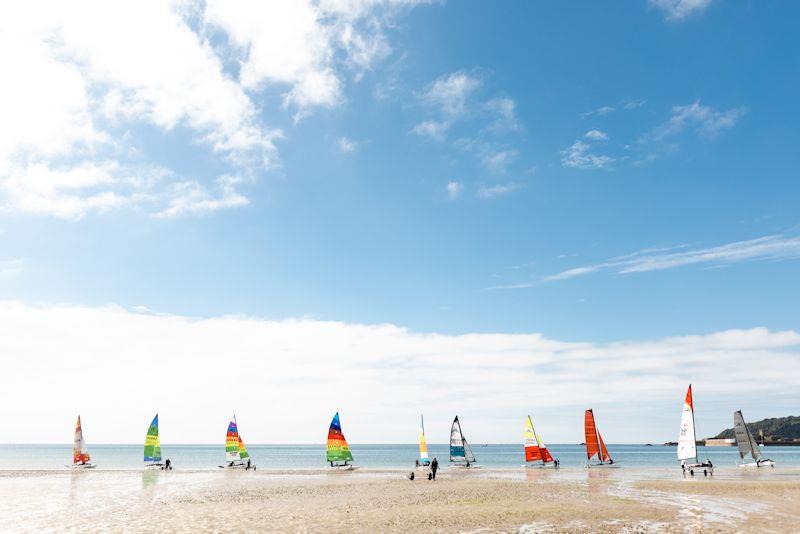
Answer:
(327, 412, 357, 470)
(219, 415, 255, 470)
(417, 414, 431, 469)
(677, 385, 713, 476)
(734, 410, 774, 468)
(69, 415, 96, 469)
(524, 415, 557, 468)
(584, 409, 616, 467)
(450, 416, 479, 468)
(144, 413, 168, 469)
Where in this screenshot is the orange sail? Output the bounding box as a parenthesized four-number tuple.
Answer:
(585, 409, 612, 463)
(584, 409, 600, 461)
(524, 415, 555, 464)
(73, 416, 91, 465)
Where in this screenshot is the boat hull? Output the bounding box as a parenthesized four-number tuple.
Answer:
(328, 464, 358, 471)
(68, 463, 96, 469)
(449, 464, 482, 469)
(682, 462, 713, 476)
(524, 463, 557, 469)
(738, 459, 774, 468)
(218, 463, 256, 470)
(585, 462, 619, 468)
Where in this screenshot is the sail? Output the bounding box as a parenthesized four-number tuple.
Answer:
(524, 415, 554, 464)
(73, 416, 91, 465)
(598, 433, 611, 463)
(225, 416, 241, 462)
(327, 412, 354, 463)
(143, 414, 162, 463)
(677, 385, 697, 461)
(584, 410, 600, 461)
(464, 437, 476, 463)
(237, 435, 250, 461)
(418, 415, 429, 462)
(449, 416, 466, 462)
(734, 410, 763, 461)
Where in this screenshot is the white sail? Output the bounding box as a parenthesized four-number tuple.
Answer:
(734, 411, 763, 461)
(677, 385, 697, 461)
(463, 437, 476, 463)
(449, 416, 465, 462)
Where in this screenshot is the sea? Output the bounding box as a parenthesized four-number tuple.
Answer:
(4, 443, 800, 470)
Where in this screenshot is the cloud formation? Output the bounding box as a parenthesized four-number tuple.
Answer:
(1, 301, 798, 444)
(546, 235, 800, 281)
(647, 101, 746, 141)
(650, 0, 713, 21)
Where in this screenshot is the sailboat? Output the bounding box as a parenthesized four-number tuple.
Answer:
(417, 414, 431, 469)
(219, 415, 255, 470)
(734, 410, 774, 468)
(677, 385, 713, 476)
(450, 416, 479, 468)
(143, 414, 167, 469)
(69, 415, 96, 469)
(584, 409, 616, 468)
(327, 412, 357, 470)
(524, 415, 557, 468)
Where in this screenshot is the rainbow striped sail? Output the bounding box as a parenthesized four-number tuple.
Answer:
(418, 414, 430, 465)
(143, 414, 162, 465)
(72, 415, 91, 465)
(326, 412, 353, 464)
(225, 415, 244, 463)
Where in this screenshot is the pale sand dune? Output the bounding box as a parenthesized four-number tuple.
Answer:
(1, 469, 797, 532)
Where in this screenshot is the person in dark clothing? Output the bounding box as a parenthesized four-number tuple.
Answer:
(408, 471, 415, 480)
(430, 458, 438, 480)
(246, 458, 251, 470)
(164, 458, 172, 470)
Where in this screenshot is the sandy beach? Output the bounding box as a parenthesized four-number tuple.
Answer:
(2, 468, 798, 532)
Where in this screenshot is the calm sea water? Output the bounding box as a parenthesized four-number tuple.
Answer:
(3, 444, 800, 470)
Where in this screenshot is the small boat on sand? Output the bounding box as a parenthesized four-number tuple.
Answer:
(735, 410, 774, 468)
(677, 385, 713, 476)
(219, 415, 255, 470)
(69, 416, 96, 469)
(327, 412, 357, 471)
(450, 416, 480, 468)
(416, 414, 431, 470)
(524, 414, 557, 468)
(584, 409, 617, 468)
(144, 414, 168, 469)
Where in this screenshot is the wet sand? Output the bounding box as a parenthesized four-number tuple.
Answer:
(1, 467, 798, 532)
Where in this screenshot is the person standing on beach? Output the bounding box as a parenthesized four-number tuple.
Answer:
(430, 458, 438, 480)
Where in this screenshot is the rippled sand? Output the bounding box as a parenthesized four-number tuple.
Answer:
(1, 467, 797, 532)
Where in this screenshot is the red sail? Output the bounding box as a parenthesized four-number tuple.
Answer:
(540, 447, 555, 463)
(598, 433, 611, 463)
(584, 409, 600, 461)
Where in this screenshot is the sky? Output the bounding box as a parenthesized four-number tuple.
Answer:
(0, 0, 799, 445)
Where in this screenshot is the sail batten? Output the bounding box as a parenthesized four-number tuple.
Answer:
(327, 412, 354, 463)
(677, 385, 698, 462)
(143, 414, 162, 464)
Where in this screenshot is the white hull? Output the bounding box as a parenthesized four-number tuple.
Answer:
(450, 464, 482, 469)
(524, 463, 557, 469)
(738, 459, 774, 468)
(681, 462, 713, 475)
(68, 463, 96, 469)
(328, 464, 358, 471)
(585, 462, 619, 468)
(416, 464, 431, 471)
(145, 463, 164, 469)
(218, 463, 256, 470)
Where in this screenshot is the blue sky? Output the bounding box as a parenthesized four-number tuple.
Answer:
(1, 0, 799, 443)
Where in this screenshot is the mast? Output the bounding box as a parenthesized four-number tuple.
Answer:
(528, 415, 545, 466)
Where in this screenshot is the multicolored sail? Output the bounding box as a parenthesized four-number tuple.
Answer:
(524, 415, 554, 465)
(327, 412, 354, 463)
(225, 416, 243, 463)
(677, 385, 697, 462)
(73, 415, 91, 465)
(418, 414, 430, 464)
(584, 409, 612, 464)
(237, 435, 250, 461)
(143, 414, 162, 464)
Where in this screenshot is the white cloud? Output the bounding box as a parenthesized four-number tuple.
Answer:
(544, 235, 800, 281)
(0, 1, 425, 219)
(481, 149, 519, 173)
(624, 99, 646, 110)
(648, 101, 746, 140)
(582, 105, 615, 118)
(484, 97, 521, 133)
(446, 181, 462, 200)
(650, 0, 713, 21)
(337, 136, 357, 153)
(560, 140, 614, 169)
(584, 129, 609, 141)
(476, 181, 522, 200)
(1, 300, 798, 443)
(155, 175, 250, 219)
(411, 71, 481, 141)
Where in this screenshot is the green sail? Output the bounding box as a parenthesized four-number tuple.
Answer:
(144, 414, 161, 463)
